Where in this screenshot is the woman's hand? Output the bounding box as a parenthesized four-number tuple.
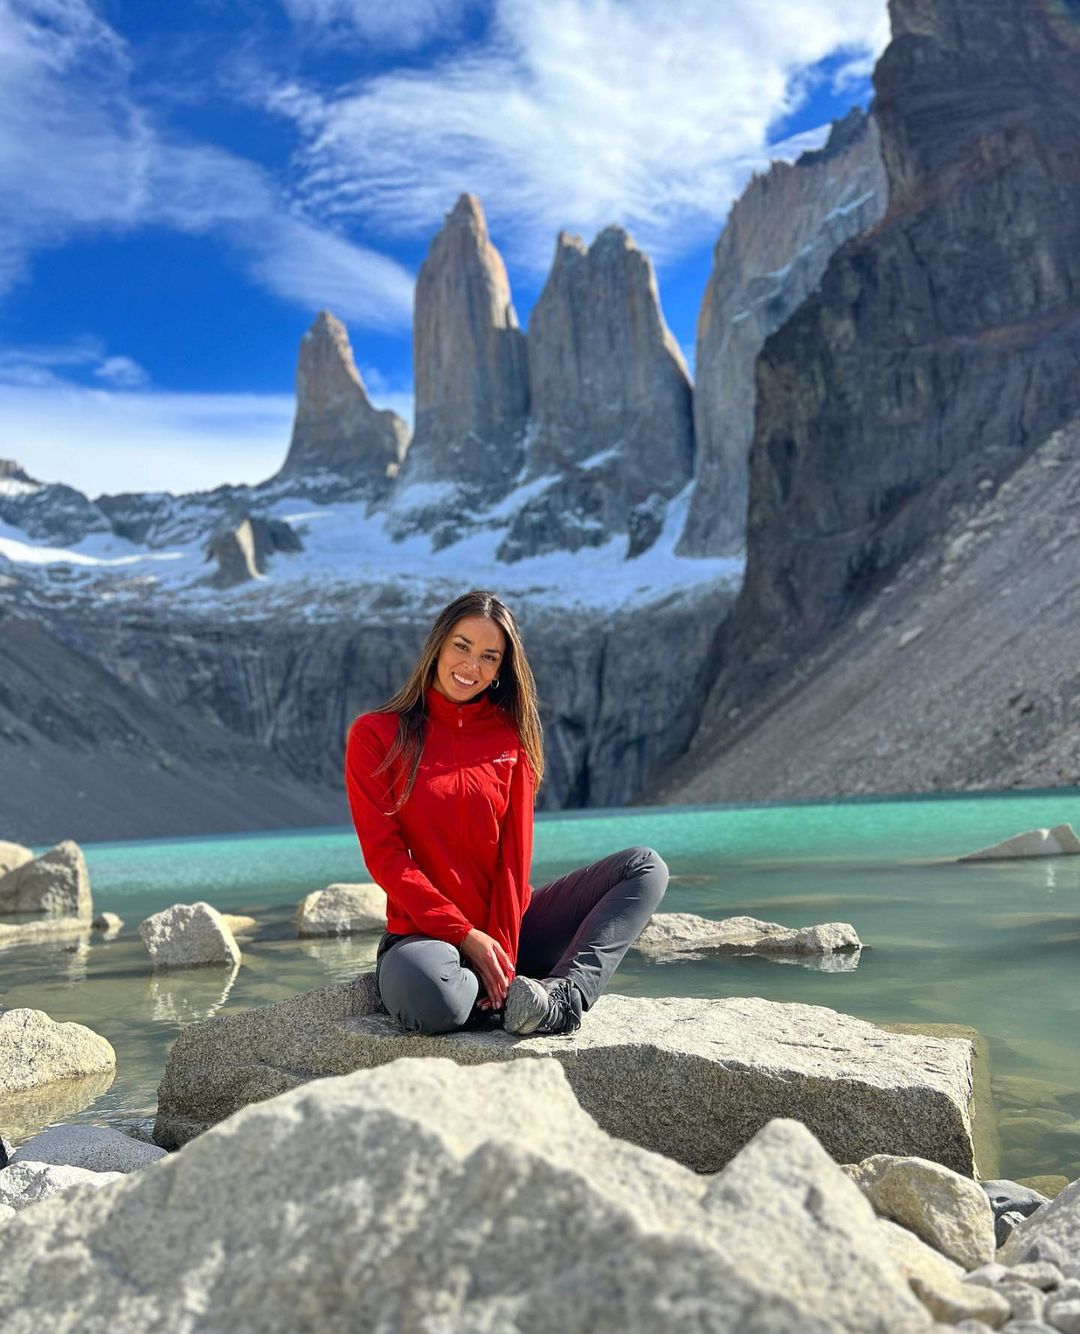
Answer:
(460, 928, 515, 1009)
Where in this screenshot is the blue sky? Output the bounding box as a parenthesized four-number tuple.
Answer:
(0, 0, 888, 498)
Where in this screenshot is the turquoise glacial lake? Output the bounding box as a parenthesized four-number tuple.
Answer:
(2, 790, 1079, 1182)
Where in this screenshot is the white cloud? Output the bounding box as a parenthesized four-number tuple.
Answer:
(280, 0, 477, 50)
(0, 380, 297, 495)
(94, 355, 147, 387)
(0, 0, 414, 328)
(265, 0, 891, 269)
(0, 338, 147, 388)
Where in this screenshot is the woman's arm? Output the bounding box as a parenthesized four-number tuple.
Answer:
(485, 750, 535, 963)
(344, 718, 474, 946)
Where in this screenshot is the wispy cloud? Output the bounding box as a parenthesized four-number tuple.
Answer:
(0, 0, 414, 327)
(0, 338, 147, 389)
(279, 0, 478, 51)
(263, 0, 890, 269)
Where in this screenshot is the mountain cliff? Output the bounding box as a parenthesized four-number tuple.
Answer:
(272, 310, 408, 492)
(679, 107, 886, 557)
(498, 227, 694, 562)
(664, 0, 1080, 793)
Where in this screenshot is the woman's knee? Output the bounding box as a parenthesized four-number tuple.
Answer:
(626, 845, 669, 908)
(377, 939, 477, 1035)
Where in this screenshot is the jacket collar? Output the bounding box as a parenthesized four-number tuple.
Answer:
(425, 684, 497, 725)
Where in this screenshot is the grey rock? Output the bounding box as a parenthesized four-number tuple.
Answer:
(1008, 1262, 1064, 1291)
(0, 1201, 13, 1223)
(1000, 1178, 1080, 1277)
(10, 1125, 166, 1174)
(1047, 1299, 1080, 1334)
(983, 1179, 1053, 1219)
(0, 460, 112, 546)
(680, 106, 886, 556)
(843, 1153, 996, 1268)
(959, 825, 1080, 861)
(666, 0, 1080, 800)
(0, 839, 91, 918)
(498, 225, 693, 562)
(204, 513, 302, 589)
(1000, 1209, 1033, 1246)
(633, 911, 861, 961)
(0, 1061, 937, 1332)
(153, 974, 978, 1177)
(0, 839, 33, 877)
(293, 883, 385, 937)
(399, 193, 528, 508)
(999, 1283, 1048, 1323)
(965, 1262, 1010, 1287)
(0, 1159, 123, 1212)
(91, 911, 123, 933)
(137, 902, 241, 969)
(876, 1217, 1010, 1327)
(0, 1009, 115, 1098)
(272, 309, 407, 492)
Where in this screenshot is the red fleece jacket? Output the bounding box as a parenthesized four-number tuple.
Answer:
(344, 686, 535, 962)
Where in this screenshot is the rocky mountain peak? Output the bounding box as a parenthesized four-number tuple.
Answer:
(497, 221, 693, 561)
(401, 193, 529, 498)
(272, 309, 408, 495)
(678, 105, 886, 557)
(0, 459, 39, 486)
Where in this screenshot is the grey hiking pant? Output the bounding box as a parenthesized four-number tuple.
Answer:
(375, 845, 668, 1035)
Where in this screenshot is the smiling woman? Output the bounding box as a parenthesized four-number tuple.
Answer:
(343, 588, 669, 1038)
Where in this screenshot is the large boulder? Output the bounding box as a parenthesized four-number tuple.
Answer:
(634, 912, 861, 962)
(10, 1125, 166, 1174)
(0, 840, 33, 877)
(293, 883, 385, 937)
(138, 902, 241, 969)
(957, 824, 1080, 861)
(0, 839, 91, 918)
(154, 976, 979, 1177)
(0, 1010, 116, 1098)
(0, 1160, 122, 1213)
(2, 1059, 939, 1331)
(843, 1153, 996, 1268)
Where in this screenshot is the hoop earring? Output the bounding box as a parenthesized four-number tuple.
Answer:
(491, 678, 500, 690)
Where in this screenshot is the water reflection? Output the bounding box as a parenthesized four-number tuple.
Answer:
(647, 947, 862, 972)
(0, 1068, 115, 1144)
(297, 933, 381, 982)
(146, 962, 240, 1025)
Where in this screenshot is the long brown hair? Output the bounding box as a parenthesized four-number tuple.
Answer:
(376, 590, 543, 809)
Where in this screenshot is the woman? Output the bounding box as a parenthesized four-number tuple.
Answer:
(344, 589, 668, 1037)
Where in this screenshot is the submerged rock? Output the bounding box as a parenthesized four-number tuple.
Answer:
(138, 902, 241, 969)
(154, 975, 978, 1178)
(633, 911, 861, 961)
(293, 883, 385, 937)
(0, 839, 91, 918)
(0, 1010, 115, 1098)
(957, 824, 1080, 861)
(2, 1060, 938, 1332)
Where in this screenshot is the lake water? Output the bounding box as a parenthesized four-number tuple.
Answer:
(2, 789, 1079, 1182)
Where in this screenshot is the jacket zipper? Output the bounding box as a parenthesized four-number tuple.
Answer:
(456, 706, 465, 845)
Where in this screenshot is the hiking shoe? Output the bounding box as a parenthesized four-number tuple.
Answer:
(502, 976, 582, 1036)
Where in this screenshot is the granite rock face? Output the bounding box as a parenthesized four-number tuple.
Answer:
(153, 974, 979, 1177)
(498, 226, 694, 561)
(399, 194, 528, 511)
(0, 1009, 116, 1097)
(0, 839, 91, 918)
(682, 0, 1080, 771)
(844, 1153, 997, 1269)
(203, 513, 302, 588)
(0, 1160, 123, 1213)
(634, 911, 861, 961)
(6, 1060, 938, 1332)
(138, 902, 241, 969)
(10, 1125, 166, 1174)
(293, 883, 385, 937)
(273, 310, 408, 492)
(679, 107, 886, 557)
(0, 840, 33, 877)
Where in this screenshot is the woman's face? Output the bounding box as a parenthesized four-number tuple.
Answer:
(432, 615, 507, 703)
